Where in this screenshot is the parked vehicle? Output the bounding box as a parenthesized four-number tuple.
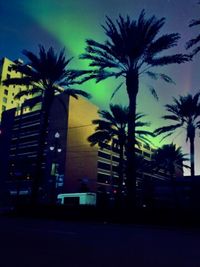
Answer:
(57, 192, 96, 206)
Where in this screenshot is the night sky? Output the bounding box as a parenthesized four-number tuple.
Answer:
(1, 0, 200, 175)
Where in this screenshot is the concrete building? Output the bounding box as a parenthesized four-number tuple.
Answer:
(0, 58, 183, 206)
(0, 57, 33, 121)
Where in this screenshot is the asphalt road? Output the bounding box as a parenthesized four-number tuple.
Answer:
(0, 216, 200, 267)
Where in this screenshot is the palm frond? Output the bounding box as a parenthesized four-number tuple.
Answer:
(154, 123, 183, 136)
(14, 90, 29, 100)
(88, 131, 111, 146)
(159, 74, 175, 84)
(149, 54, 190, 66)
(110, 82, 124, 100)
(148, 86, 159, 101)
(3, 77, 34, 86)
(63, 89, 91, 99)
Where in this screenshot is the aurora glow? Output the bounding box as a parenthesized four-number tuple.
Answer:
(1, 0, 200, 174)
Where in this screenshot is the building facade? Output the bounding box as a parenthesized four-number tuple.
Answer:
(0, 57, 33, 121)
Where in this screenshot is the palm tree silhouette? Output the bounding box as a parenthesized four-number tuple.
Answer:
(152, 143, 189, 206)
(4, 46, 90, 203)
(186, 5, 200, 56)
(154, 94, 200, 177)
(88, 104, 153, 198)
(80, 10, 189, 207)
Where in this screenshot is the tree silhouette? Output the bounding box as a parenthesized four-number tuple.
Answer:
(186, 4, 200, 56)
(154, 94, 200, 177)
(4, 46, 90, 203)
(81, 10, 189, 207)
(152, 143, 189, 206)
(88, 104, 153, 199)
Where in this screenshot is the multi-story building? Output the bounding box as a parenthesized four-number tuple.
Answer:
(0, 91, 177, 206)
(0, 57, 32, 121)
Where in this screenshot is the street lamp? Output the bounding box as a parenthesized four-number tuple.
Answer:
(49, 132, 62, 204)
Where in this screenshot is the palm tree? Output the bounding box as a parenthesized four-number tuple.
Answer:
(80, 10, 189, 207)
(151, 143, 189, 206)
(186, 5, 200, 56)
(88, 104, 153, 197)
(3, 46, 90, 203)
(154, 94, 200, 177)
(152, 143, 189, 177)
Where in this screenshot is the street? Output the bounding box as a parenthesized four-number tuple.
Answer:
(0, 216, 200, 267)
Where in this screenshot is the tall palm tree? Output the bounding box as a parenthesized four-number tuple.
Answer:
(88, 104, 153, 197)
(3, 46, 90, 203)
(154, 94, 200, 177)
(151, 143, 189, 206)
(80, 10, 189, 207)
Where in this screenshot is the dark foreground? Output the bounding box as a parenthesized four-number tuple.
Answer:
(1, 216, 200, 267)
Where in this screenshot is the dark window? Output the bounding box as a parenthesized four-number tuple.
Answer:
(112, 165, 119, 173)
(98, 151, 110, 160)
(7, 74, 11, 79)
(97, 173, 111, 184)
(98, 161, 111, 171)
(135, 147, 142, 154)
(112, 155, 120, 162)
(99, 142, 110, 150)
(8, 66, 12, 72)
(143, 151, 150, 158)
(4, 89, 8, 95)
(143, 143, 150, 150)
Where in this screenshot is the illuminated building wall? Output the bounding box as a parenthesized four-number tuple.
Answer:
(0, 57, 32, 121)
(0, 89, 183, 204)
(0, 94, 100, 199)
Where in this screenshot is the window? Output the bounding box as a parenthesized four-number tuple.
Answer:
(3, 97, 7, 103)
(143, 151, 150, 158)
(7, 74, 11, 79)
(4, 89, 8, 95)
(97, 173, 111, 184)
(143, 143, 150, 150)
(98, 151, 110, 160)
(2, 105, 6, 112)
(8, 66, 12, 72)
(98, 161, 111, 171)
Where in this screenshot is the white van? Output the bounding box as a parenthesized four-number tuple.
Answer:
(57, 192, 96, 206)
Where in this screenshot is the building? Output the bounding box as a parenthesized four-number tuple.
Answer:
(0, 57, 33, 121)
(0, 94, 100, 203)
(0, 91, 178, 206)
(0, 58, 183, 206)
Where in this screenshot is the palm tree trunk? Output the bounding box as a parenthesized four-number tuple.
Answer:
(171, 172, 178, 208)
(126, 70, 139, 209)
(116, 138, 124, 207)
(31, 90, 54, 204)
(190, 136, 195, 208)
(190, 137, 195, 177)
